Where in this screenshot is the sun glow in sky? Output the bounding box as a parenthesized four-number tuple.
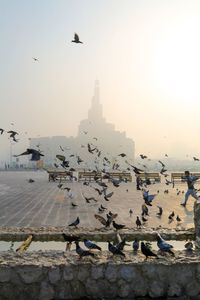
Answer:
(1, 0, 200, 161)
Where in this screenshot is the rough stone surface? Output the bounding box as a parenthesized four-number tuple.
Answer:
(105, 264, 118, 282)
(48, 266, 61, 284)
(149, 280, 165, 298)
(39, 282, 55, 300)
(119, 265, 135, 282)
(185, 280, 200, 297)
(0, 267, 11, 282)
(91, 265, 104, 279)
(17, 266, 43, 283)
(63, 265, 74, 281)
(77, 265, 90, 282)
(168, 283, 182, 297)
(0, 250, 200, 299)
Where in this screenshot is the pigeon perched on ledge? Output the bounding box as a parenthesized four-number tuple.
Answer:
(75, 241, 94, 259)
(108, 241, 125, 257)
(156, 233, 174, 256)
(84, 239, 101, 251)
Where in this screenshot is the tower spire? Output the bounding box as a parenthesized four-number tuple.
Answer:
(88, 80, 103, 121)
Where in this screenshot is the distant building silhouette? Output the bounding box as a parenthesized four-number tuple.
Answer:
(30, 81, 135, 169)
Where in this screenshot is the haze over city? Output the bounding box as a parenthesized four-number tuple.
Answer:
(1, 0, 200, 160)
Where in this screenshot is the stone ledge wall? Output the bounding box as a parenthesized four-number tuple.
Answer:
(0, 251, 200, 300)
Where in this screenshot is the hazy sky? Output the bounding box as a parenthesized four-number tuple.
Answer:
(1, 0, 200, 160)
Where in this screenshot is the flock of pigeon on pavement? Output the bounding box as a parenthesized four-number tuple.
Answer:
(1, 33, 199, 259)
(0, 119, 197, 259)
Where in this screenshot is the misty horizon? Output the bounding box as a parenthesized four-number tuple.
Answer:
(1, 0, 200, 162)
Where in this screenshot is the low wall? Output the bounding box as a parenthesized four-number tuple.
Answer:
(1, 250, 200, 300)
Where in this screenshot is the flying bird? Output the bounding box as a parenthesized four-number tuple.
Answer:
(32, 57, 39, 61)
(140, 154, 147, 159)
(7, 130, 19, 142)
(71, 33, 83, 44)
(87, 143, 96, 154)
(0, 128, 4, 135)
(118, 153, 126, 157)
(59, 145, 65, 152)
(193, 157, 200, 161)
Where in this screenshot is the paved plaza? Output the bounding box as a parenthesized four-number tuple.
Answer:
(0, 171, 196, 229)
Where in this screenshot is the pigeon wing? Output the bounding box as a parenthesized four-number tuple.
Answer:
(94, 214, 107, 226)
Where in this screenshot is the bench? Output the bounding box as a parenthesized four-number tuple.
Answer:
(171, 172, 200, 184)
(138, 172, 161, 183)
(47, 170, 73, 182)
(107, 172, 132, 182)
(78, 171, 102, 181)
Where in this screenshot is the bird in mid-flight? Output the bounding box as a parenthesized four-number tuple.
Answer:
(32, 57, 39, 62)
(71, 33, 83, 44)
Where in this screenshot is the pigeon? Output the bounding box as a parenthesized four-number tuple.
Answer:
(129, 209, 133, 217)
(143, 190, 156, 205)
(125, 162, 144, 174)
(98, 207, 104, 213)
(28, 179, 35, 183)
(71, 202, 78, 208)
(193, 157, 200, 161)
(142, 216, 148, 222)
(140, 154, 147, 159)
(116, 237, 129, 251)
(118, 153, 126, 157)
(14, 148, 44, 161)
(75, 241, 94, 259)
(104, 191, 114, 201)
(141, 242, 158, 259)
(157, 206, 163, 217)
(133, 238, 139, 252)
(87, 143, 96, 154)
(77, 156, 84, 164)
(108, 241, 125, 257)
(184, 241, 193, 251)
(158, 160, 165, 167)
(62, 233, 80, 250)
(168, 211, 175, 220)
(136, 216, 142, 228)
(68, 217, 80, 227)
(84, 239, 101, 251)
(7, 130, 19, 142)
(94, 214, 111, 227)
(0, 128, 4, 135)
(71, 33, 83, 44)
(176, 215, 181, 222)
(83, 195, 98, 203)
(156, 234, 174, 255)
(32, 57, 39, 61)
(112, 220, 126, 230)
(141, 204, 149, 216)
(100, 204, 107, 210)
